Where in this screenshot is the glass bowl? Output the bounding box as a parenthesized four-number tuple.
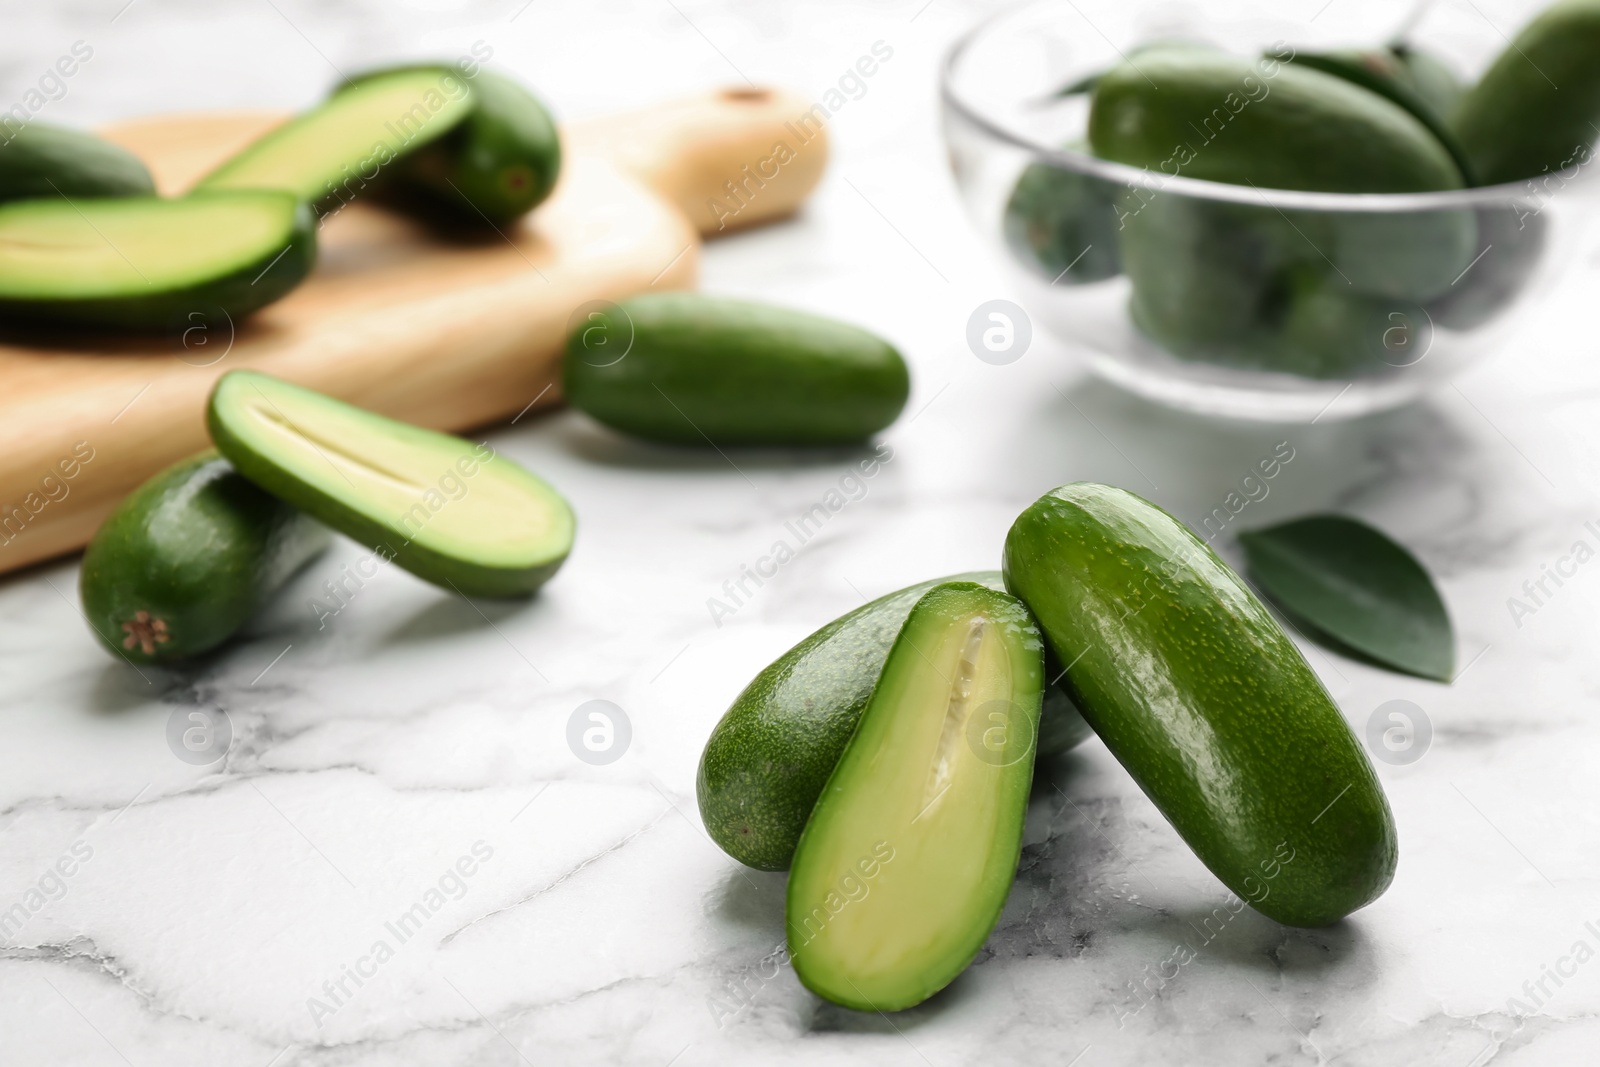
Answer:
(940, 0, 1600, 421)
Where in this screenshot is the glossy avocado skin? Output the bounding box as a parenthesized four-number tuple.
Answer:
(1095, 46, 1471, 379)
(1002, 483, 1396, 927)
(563, 294, 910, 447)
(1451, 0, 1600, 185)
(349, 67, 561, 225)
(1089, 49, 1465, 192)
(0, 122, 155, 204)
(399, 70, 560, 224)
(0, 196, 316, 331)
(80, 452, 330, 664)
(697, 570, 1091, 872)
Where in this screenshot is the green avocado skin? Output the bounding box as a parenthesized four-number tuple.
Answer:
(0, 122, 155, 204)
(1286, 49, 1473, 182)
(79, 452, 330, 664)
(347, 67, 560, 225)
(563, 294, 910, 447)
(1002, 483, 1396, 927)
(1450, 0, 1600, 185)
(0, 196, 316, 331)
(1089, 49, 1465, 192)
(697, 570, 1091, 872)
(1002, 157, 1123, 284)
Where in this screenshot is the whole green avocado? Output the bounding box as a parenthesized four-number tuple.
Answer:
(1003, 483, 1396, 927)
(80, 452, 329, 664)
(1450, 0, 1600, 185)
(1089, 48, 1465, 192)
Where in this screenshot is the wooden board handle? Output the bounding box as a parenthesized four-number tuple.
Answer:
(569, 86, 829, 235)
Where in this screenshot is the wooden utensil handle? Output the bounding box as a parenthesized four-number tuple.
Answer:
(569, 86, 829, 235)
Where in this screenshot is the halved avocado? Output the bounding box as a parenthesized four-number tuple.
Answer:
(194, 68, 474, 207)
(207, 371, 574, 598)
(786, 582, 1042, 1011)
(0, 191, 314, 330)
(0, 122, 155, 204)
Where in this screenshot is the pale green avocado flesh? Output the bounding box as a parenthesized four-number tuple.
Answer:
(0, 191, 314, 328)
(207, 371, 574, 597)
(195, 68, 474, 204)
(786, 582, 1043, 1011)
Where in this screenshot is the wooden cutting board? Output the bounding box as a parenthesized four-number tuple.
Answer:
(0, 87, 828, 576)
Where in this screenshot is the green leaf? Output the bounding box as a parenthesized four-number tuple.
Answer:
(1238, 515, 1454, 682)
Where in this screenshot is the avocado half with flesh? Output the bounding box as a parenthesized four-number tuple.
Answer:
(698, 570, 1090, 872)
(194, 67, 474, 209)
(0, 191, 314, 330)
(207, 371, 574, 598)
(786, 582, 1043, 1011)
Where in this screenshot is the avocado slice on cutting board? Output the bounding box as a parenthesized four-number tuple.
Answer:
(207, 371, 574, 598)
(698, 570, 1091, 872)
(1003, 483, 1396, 928)
(80, 451, 330, 664)
(0, 121, 155, 204)
(786, 582, 1043, 1011)
(0, 191, 314, 330)
(194, 67, 474, 208)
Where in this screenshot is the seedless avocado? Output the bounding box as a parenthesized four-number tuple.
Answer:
(0, 191, 314, 329)
(698, 571, 1091, 871)
(1089, 48, 1465, 192)
(1450, 0, 1600, 185)
(563, 294, 910, 447)
(80, 452, 330, 664)
(345, 67, 560, 225)
(0, 122, 155, 204)
(1391, 44, 1466, 120)
(207, 371, 574, 598)
(1284, 47, 1473, 181)
(1002, 153, 1123, 284)
(195, 68, 473, 207)
(1003, 483, 1396, 927)
(787, 583, 1042, 1011)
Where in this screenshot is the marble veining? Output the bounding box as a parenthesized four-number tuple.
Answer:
(1, 0, 1597, 1064)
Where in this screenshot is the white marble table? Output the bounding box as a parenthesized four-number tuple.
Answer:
(2, 1, 1598, 1064)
